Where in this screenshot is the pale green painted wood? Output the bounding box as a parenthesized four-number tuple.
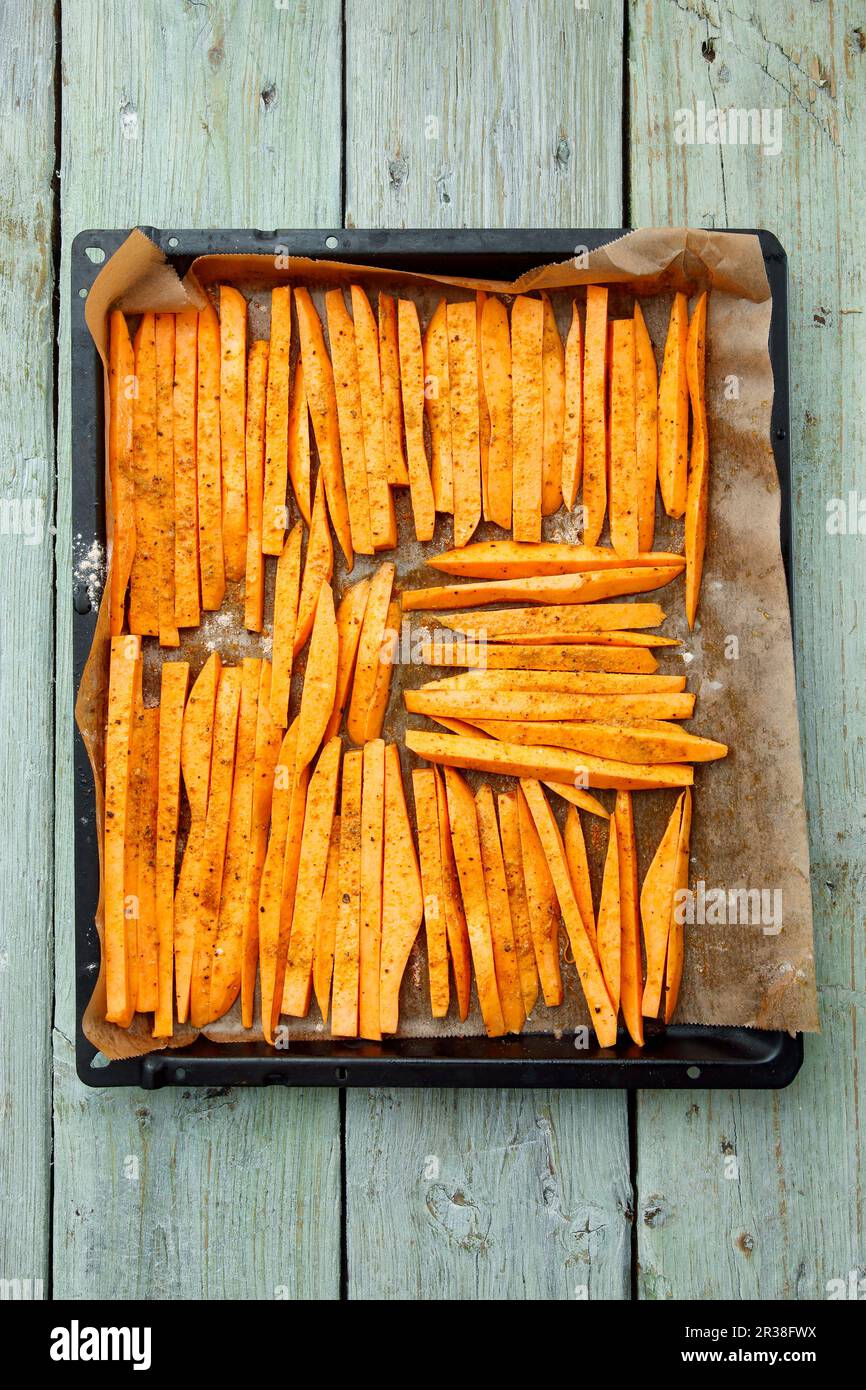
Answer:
(0, 0, 55, 1299)
(343, 0, 632, 1301)
(55, 0, 342, 1300)
(629, 0, 865, 1298)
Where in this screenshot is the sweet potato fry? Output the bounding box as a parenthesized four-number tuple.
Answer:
(378, 292, 409, 485)
(276, 753, 312, 1020)
(436, 601, 665, 641)
(241, 661, 282, 1029)
(420, 637, 659, 674)
(153, 660, 189, 1037)
(270, 519, 303, 727)
(218, 286, 247, 582)
(422, 669, 686, 694)
(510, 295, 544, 542)
(379, 746, 424, 1033)
(257, 721, 298, 1042)
(480, 295, 512, 530)
(196, 302, 225, 610)
(365, 597, 399, 742)
(405, 688, 694, 725)
(664, 786, 692, 1023)
(326, 288, 374, 555)
(346, 560, 395, 745)
(134, 707, 160, 1012)
(540, 294, 565, 516)
(540, 780, 610, 819)
(104, 635, 141, 1026)
(685, 291, 709, 629)
(312, 815, 342, 1022)
(282, 737, 342, 1017)
(154, 314, 179, 647)
(262, 286, 292, 553)
(596, 815, 621, 1015)
(476, 291, 490, 518)
(331, 750, 364, 1037)
(496, 791, 539, 1015)
(173, 652, 221, 1022)
(561, 300, 583, 510)
(296, 582, 339, 771)
(189, 666, 242, 1028)
(413, 767, 450, 1018)
(423, 298, 453, 512)
(640, 792, 684, 1019)
(359, 738, 386, 1040)
(294, 475, 333, 655)
(295, 286, 353, 567)
(446, 300, 482, 547)
(406, 729, 693, 791)
(633, 301, 658, 551)
(444, 769, 506, 1036)
(582, 286, 608, 545)
(129, 313, 159, 636)
(609, 318, 639, 560)
(468, 717, 723, 765)
(210, 658, 260, 1021)
(428, 539, 684, 579)
(244, 340, 269, 632)
(287, 359, 311, 527)
(516, 785, 562, 1007)
(433, 767, 471, 1020)
(108, 311, 137, 635)
(353, 284, 396, 550)
(475, 785, 525, 1032)
(325, 576, 371, 740)
(522, 780, 618, 1047)
(482, 631, 678, 648)
(172, 309, 199, 629)
(398, 297, 435, 540)
(564, 805, 597, 955)
(658, 291, 689, 518)
(402, 565, 680, 611)
(614, 790, 644, 1045)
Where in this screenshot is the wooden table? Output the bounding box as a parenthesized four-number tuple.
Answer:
(2, 0, 861, 1300)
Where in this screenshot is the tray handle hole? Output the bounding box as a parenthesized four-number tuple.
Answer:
(686, 1065, 701, 1080)
(325, 236, 339, 250)
(84, 245, 105, 264)
(336, 1066, 347, 1081)
(168, 236, 179, 248)
(90, 1051, 111, 1069)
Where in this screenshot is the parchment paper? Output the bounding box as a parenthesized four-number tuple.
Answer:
(76, 227, 818, 1060)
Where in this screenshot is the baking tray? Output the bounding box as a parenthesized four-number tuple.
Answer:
(70, 227, 802, 1089)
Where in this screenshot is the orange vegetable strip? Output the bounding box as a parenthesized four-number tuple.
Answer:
(437, 600, 665, 639)
(294, 474, 334, 655)
(331, 750, 363, 1037)
(475, 784, 525, 1032)
(379, 745, 424, 1034)
(423, 298, 453, 512)
(402, 564, 680, 610)
(477, 291, 491, 519)
(154, 313, 179, 646)
(244, 340, 269, 632)
(326, 288, 374, 555)
(443, 769, 506, 1037)
(108, 311, 137, 634)
(134, 706, 160, 1011)
(657, 291, 689, 518)
(561, 300, 583, 510)
(174, 653, 221, 1021)
(313, 815, 342, 1022)
(282, 737, 342, 1017)
(129, 313, 159, 636)
(173, 308, 200, 628)
(497, 790, 539, 1016)
(420, 638, 659, 674)
(378, 292, 410, 485)
(346, 560, 395, 746)
(633, 301, 658, 551)
(240, 660, 281, 1028)
(405, 687, 694, 724)
(196, 302, 225, 610)
(104, 635, 141, 1026)
(210, 658, 260, 1021)
(275, 750, 311, 1023)
(510, 295, 544, 542)
(564, 805, 597, 956)
(257, 721, 298, 1042)
(296, 582, 339, 771)
(262, 285, 292, 554)
(541, 293, 565, 516)
(352, 284, 396, 550)
(596, 815, 621, 1015)
(398, 297, 436, 540)
(413, 767, 450, 1018)
(359, 738, 386, 1040)
(287, 358, 311, 527)
(218, 285, 247, 581)
(609, 318, 639, 560)
(295, 286, 353, 568)
(614, 790, 644, 1045)
(270, 519, 303, 727)
(516, 784, 563, 1007)
(685, 291, 709, 629)
(325, 576, 371, 741)
(434, 767, 472, 1021)
(153, 660, 189, 1037)
(122, 677, 145, 1017)
(664, 786, 692, 1023)
(364, 597, 399, 743)
(640, 792, 684, 1019)
(480, 295, 512, 530)
(582, 286, 608, 546)
(423, 670, 686, 694)
(428, 539, 683, 579)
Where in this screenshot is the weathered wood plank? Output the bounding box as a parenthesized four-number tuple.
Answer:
(344, 0, 632, 1301)
(0, 0, 55, 1300)
(55, 0, 343, 1300)
(629, 0, 864, 1299)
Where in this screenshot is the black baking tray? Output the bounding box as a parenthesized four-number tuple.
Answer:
(70, 227, 801, 1089)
